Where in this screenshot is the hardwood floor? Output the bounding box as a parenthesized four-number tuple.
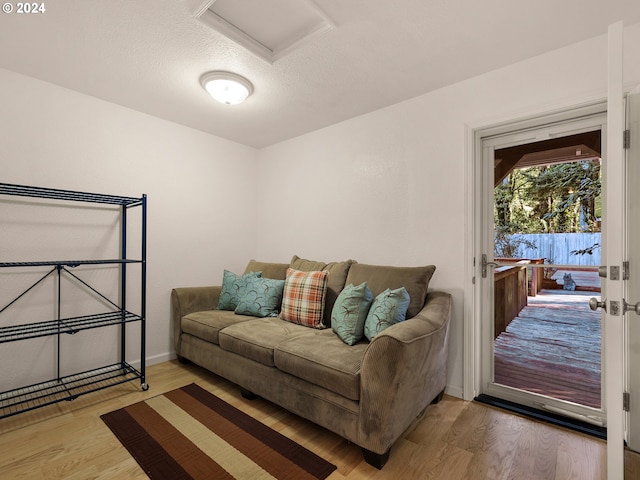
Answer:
(0, 360, 608, 479)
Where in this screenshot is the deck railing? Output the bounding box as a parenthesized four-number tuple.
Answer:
(497, 257, 546, 296)
(493, 260, 530, 338)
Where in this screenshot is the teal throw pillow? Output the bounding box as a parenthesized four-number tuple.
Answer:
(331, 282, 373, 345)
(235, 276, 285, 318)
(364, 287, 410, 341)
(217, 270, 261, 311)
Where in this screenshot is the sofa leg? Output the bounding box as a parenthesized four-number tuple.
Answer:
(362, 447, 390, 470)
(240, 388, 257, 400)
(176, 355, 191, 365)
(431, 388, 446, 404)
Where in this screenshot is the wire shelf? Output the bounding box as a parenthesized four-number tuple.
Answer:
(0, 311, 143, 343)
(0, 259, 143, 268)
(0, 363, 143, 419)
(0, 183, 143, 206)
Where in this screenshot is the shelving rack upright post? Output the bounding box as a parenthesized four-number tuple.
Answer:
(0, 183, 148, 419)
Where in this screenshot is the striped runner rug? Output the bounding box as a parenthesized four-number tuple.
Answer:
(101, 383, 337, 480)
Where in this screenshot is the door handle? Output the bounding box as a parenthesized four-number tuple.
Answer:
(589, 297, 607, 312)
(481, 254, 499, 278)
(624, 299, 640, 315)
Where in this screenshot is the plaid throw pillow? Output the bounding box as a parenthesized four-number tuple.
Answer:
(279, 268, 329, 328)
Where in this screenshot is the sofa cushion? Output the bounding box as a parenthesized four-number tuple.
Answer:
(217, 270, 261, 311)
(290, 255, 356, 327)
(234, 276, 285, 318)
(275, 329, 367, 401)
(364, 287, 410, 341)
(181, 310, 255, 345)
(345, 263, 435, 319)
(331, 282, 373, 345)
(279, 268, 329, 329)
(219, 318, 312, 367)
(244, 259, 289, 280)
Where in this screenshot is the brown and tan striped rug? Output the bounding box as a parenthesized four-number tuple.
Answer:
(101, 383, 337, 480)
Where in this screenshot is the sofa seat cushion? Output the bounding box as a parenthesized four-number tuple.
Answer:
(219, 318, 312, 367)
(275, 329, 367, 401)
(181, 310, 256, 345)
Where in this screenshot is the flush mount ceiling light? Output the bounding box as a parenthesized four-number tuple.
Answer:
(200, 71, 254, 105)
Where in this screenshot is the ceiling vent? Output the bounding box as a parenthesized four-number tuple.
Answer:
(191, 0, 334, 63)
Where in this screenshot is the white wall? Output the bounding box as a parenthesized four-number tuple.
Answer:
(1, 22, 639, 398)
(256, 23, 640, 397)
(0, 68, 258, 389)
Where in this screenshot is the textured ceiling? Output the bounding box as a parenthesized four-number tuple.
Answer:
(1, 0, 639, 148)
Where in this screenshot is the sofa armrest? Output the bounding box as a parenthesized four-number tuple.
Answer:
(358, 291, 452, 454)
(171, 286, 222, 356)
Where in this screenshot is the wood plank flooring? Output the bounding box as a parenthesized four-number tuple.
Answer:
(0, 360, 609, 479)
(494, 289, 601, 408)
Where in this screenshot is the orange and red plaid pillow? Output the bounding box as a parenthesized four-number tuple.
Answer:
(279, 268, 329, 328)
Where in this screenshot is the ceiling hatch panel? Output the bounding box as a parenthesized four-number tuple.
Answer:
(194, 0, 334, 63)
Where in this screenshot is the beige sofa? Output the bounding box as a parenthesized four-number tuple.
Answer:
(171, 256, 451, 469)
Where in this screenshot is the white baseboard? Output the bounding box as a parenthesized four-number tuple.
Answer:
(445, 385, 463, 399)
(147, 352, 175, 365)
(127, 352, 175, 369)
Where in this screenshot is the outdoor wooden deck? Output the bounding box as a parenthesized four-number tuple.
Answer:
(494, 287, 602, 408)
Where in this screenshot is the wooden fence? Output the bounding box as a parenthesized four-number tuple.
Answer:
(503, 233, 601, 265)
(493, 233, 600, 337)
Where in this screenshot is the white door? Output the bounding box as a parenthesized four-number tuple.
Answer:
(603, 21, 628, 480)
(582, 22, 640, 479)
(624, 84, 640, 459)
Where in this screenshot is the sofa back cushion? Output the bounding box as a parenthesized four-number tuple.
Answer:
(244, 259, 290, 280)
(290, 255, 355, 327)
(345, 263, 435, 319)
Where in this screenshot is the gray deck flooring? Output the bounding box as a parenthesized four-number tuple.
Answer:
(494, 289, 602, 408)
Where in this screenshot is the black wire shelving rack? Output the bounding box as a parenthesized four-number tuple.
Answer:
(0, 183, 148, 419)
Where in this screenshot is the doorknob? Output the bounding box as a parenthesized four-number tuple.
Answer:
(589, 297, 607, 312)
(624, 299, 640, 315)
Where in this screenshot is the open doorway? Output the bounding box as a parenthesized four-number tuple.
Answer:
(476, 106, 608, 431)
(492, 131, 602, 409)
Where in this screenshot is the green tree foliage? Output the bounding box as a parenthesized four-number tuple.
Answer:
(494, 159, 601, 235)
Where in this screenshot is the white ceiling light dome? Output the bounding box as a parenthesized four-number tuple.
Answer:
(200, 71, 254, 105)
